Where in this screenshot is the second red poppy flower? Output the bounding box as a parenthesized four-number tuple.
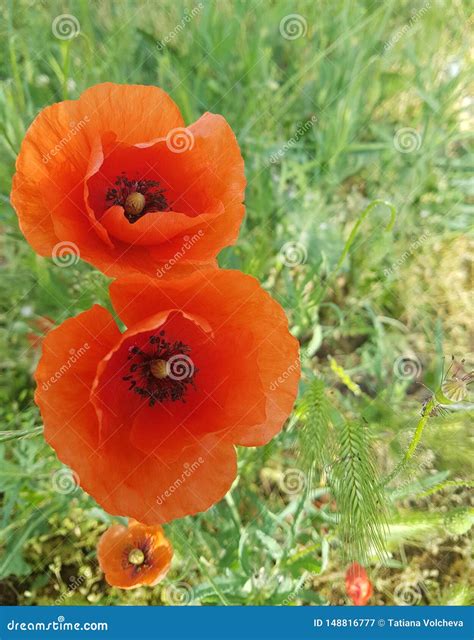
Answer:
(35, 270, 300, 524)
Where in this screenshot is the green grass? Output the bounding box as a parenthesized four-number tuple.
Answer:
(0, 0, 472, 606)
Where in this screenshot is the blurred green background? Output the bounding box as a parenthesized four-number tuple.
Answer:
(0, 0, 472, 606)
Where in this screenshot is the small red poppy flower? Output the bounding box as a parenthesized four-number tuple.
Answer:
(34, 269, 299, 523)
(11, 83, 245, 277)
(98, 520, 172, 589)
(345, 562, 373, 606)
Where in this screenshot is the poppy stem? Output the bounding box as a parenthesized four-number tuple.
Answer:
(224, 493, 243, 533)
(381, 396, 436, 487)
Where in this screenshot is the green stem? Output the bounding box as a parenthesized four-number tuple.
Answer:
(382, 396, 436, 487)
(335, 199, 396, 272)
(225, 493, 243, 533)
(0, 426, 43, 444)
(316, 199, 396, 305)
(414, 480, 474, 498)
(61, 41, 72, 100)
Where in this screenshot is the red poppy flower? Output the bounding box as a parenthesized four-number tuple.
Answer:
(34, 269, 299, 523)
(345, 563, 373, 606)
(11, 83, 245, 277)
(97, 520, 172, 589)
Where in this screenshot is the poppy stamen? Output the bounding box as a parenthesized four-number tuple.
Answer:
(122, 330, 197, 406)
(106, 174, 170, 223)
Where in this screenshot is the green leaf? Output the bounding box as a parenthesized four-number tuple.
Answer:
(0, 505, 55, 579)
(255, 531, 283, 560)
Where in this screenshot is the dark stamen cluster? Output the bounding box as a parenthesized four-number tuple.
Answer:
(106, 173, 170, 223)
(122, 330, 196, 406)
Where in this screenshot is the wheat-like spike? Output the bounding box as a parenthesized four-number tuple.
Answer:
(330, 419, 388, 563)
(297, 378, 333, 489)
